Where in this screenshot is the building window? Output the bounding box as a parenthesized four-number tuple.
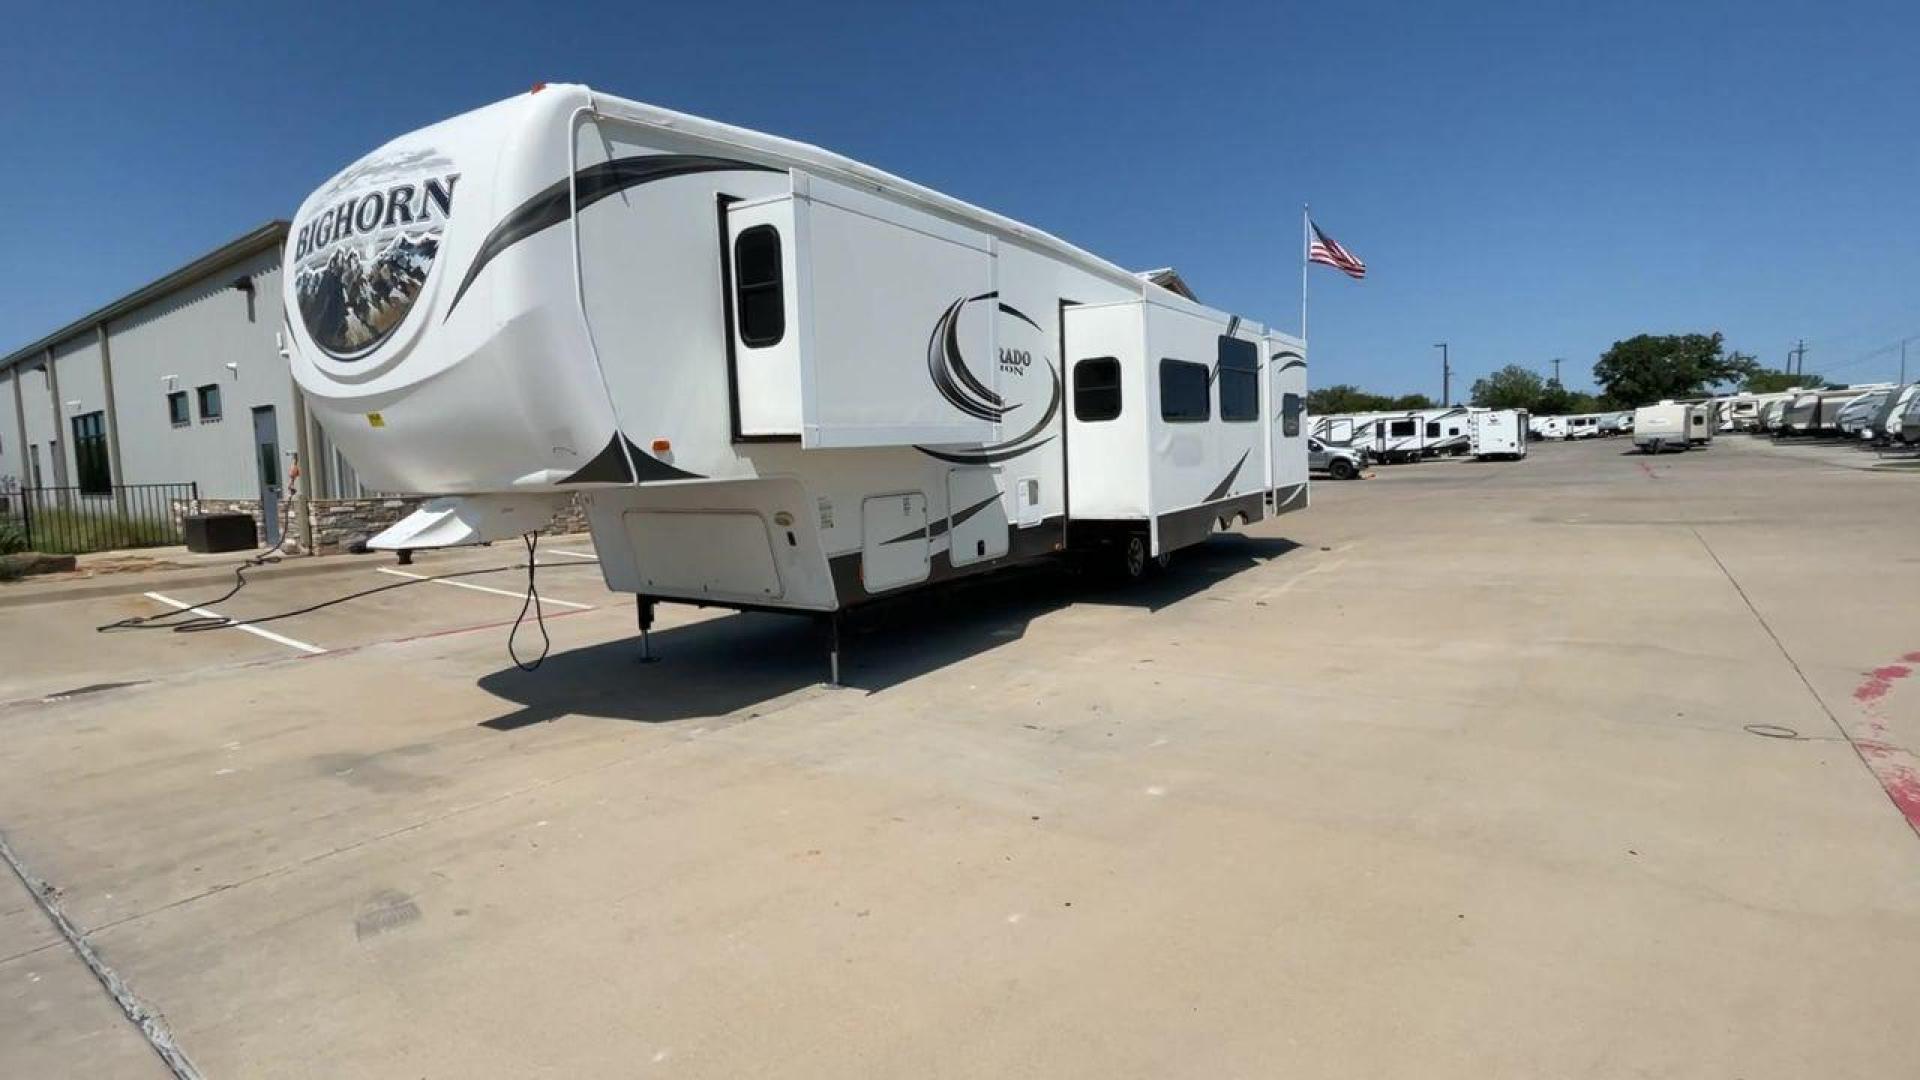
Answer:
(1074, 357, 1121, 422)
(1217, 337, 1258, 422)
(196, 383, 222, 422)
(1390, 419, 1416, 438)
(1159, 358, 1210, 422)
(1282, 393, 1302, 437)
(72, 411, 110, 494)
(733, 225, 785, 348)
(167, 390, 190, 426)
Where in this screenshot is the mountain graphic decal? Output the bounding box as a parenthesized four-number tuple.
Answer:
(291, 153, 458, 361)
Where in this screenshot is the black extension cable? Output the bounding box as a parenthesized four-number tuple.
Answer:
(96, 496, 590, 672)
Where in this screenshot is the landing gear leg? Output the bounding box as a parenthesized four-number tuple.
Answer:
(636, 597, 659, 664)
(827, 611, 844, 687)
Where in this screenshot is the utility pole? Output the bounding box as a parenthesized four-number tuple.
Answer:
(1551, 357, 1563, 385)
(1434, 342, 1450, 405)
(1788, 339, 1807, 378)
(1900, 336, 1912, 384)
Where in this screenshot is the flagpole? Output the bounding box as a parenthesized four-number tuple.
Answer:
(1300, 203, 1309, 344)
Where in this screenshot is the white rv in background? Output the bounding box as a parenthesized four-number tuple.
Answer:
(1686, 403, 1714, 445)
(1634, 403, 1692, 453)
(1469, 409, 1528, 460)
(1416, 407, 1473, 456)
(281, 85, 1310, 661)
(1529, 415, 1568, 440)
(1564, 414, 1603, 440)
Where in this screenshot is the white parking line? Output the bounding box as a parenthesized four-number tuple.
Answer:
(548, 548, 597, 560)
(144, 592, 328, 655)
(375, 568, 595, 609)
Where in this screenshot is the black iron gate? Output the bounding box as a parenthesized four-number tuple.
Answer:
(8, 483, 198, 554)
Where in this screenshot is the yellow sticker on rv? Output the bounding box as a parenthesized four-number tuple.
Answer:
(366, 412, 386, 428)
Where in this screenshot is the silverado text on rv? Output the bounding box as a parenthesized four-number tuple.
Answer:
(280, 85, 1311, 671)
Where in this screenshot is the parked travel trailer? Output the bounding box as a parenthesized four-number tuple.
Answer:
(1366, 413, 1432, 462)
(1633, 403, 1692, 453)
(1836, 389, 1892, 440)
(1686, 403, 1714, 445)
(1877, 384, 1918, 443)
(1529, 415, 1567, 440)
(281, 85, 1311, 666)
(1469, 409, 1528, 460)
(1782, 388, 1877, 435)
(1310, 413, 1378, 447)
(1564, 414, 1602, 440)
(1758, 398, 1789, 433)
(1415, 407, 1472, 456)
(1599, 411, 1633, 436)
(1900, 391, 1920, 445)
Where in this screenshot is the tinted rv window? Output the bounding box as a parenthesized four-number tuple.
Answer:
(1074, 357, 1121, 421)
(1390, 419, 1415, 438)
(1217, 337, 1258, 422)
(733, 225, 784, 347)
(1282, 393, 1302, 436)
(1160, 359, 1210, 422)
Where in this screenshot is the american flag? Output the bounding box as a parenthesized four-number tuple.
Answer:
(1308, 221, 1366, 280)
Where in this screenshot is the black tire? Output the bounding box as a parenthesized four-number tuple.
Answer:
(1329, 457, 1358, 480)
(1115, 533, 1149, 582)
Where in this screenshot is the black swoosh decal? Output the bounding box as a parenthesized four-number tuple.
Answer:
(557, 433, 705, 485)
(926, 297, 1011, 421)
(1204, 450, 1250, 503)
(917, 436, 1056, 465)
(915, 360, 1061, 465)
(446, 154, 776, 319)
(879, 493, 1001, 546)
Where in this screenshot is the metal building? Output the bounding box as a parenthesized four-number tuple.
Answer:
(1, 223, 373, 551)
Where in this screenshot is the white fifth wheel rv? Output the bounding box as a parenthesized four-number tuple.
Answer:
(1469, 409, 1528, 459)
(281, 85, 1310, 660)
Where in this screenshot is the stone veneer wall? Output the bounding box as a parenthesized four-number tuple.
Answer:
(171, 495, 591, 555)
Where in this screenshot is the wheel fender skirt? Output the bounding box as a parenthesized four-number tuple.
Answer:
(368, 493, 573, 550)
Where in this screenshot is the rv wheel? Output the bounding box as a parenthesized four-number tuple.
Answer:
(1117, 534, 1149, 582)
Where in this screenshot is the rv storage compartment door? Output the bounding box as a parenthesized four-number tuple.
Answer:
(793, 174, 999, 449)
(861, 493, 930, 593)
(622, 510, 784, 603)
(946, 467, 1009, 567)
(726, 198, 805, 438)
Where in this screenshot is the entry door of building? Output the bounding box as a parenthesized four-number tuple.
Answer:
(252, 406, 282, 546)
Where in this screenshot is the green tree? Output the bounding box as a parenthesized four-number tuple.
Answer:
(1307, 384, 1394, 414)
(1742, 367, 1821, 394)
(1388, 393, 1436, 410)
(1469, 365, 1546, 410)
(1591, 333, 1757, 407)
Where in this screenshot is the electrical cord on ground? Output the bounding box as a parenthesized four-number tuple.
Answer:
(98, 502, 589, 671)
(506, 532, 550, 672)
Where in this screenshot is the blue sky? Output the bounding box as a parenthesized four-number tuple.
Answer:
(3, 0, 1917, 393)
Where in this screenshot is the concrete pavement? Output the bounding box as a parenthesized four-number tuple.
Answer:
(1, 435, 1917, 1078)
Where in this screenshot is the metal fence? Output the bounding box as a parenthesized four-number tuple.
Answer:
(1, 483, 198, 555)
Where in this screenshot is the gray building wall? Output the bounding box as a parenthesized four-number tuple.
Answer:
(49, 333, 105, 488)
(106, 250, 297, 500)
(18, 361, 59, 487)
(1, 368, 16, 492)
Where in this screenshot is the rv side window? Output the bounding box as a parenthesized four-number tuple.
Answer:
(1390, 419, 1415, 438)
(733, 225, 785, 348)
(1282, 393, 1302, 437)
(1217, 337, 1258, 422)
(1425, 421, 1440, 438)
(1074, 357, 1122, 422)
(1159, 359, 1210, 422)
